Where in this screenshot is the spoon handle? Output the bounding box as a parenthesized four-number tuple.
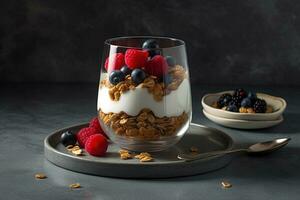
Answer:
(177, 149, 247, 161)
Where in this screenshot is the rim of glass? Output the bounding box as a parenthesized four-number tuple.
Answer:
(104, 36, 185, 50)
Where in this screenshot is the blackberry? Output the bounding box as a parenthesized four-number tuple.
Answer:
(233, 88, 247, 99)
(217, 93, 232, 108)
(230, 95, 242, 108)
(253, 99, 267, 113)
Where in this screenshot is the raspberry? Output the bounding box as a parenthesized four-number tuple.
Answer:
(145, 55, 168, 77)
(85, 134, 108, 157)
(89, 117, 108, 139)
(104, 53, 125, 72)
(76, 127, 98, 148)
(125, 49, 149, 69)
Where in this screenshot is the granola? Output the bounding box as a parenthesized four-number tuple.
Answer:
(100, 65, 186, 101)
(135, 152, 154, 162)
(119, 149, 133, 160)
(35, 173, 47, 179)
(69, 183, 81, 189)
(99, 109, 188, 138)
(221, 181, 232, 189)
(66, 145, 84, 156)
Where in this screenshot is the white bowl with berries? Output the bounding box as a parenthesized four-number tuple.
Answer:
(201, 89, 286, 129)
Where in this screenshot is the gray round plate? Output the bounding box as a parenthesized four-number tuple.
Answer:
(44, 123, 233, 178)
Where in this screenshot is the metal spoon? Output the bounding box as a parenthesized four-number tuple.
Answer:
(177, 138, 291, 162)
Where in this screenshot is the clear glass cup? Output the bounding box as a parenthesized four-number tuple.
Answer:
(97, 36, 192, 152)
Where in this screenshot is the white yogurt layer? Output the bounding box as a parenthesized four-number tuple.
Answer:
(97, 79, 191, 117)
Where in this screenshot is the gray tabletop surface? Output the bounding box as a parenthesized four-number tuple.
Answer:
(1, 83, 299, 200)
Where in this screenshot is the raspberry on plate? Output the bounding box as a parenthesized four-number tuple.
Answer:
(89, 117, 108, 138)
(125, 49, 149, 69)
(85, 134, 108, 157)
(76, 127, 98, 148)
(145, 55, 168, 77)
(104, 53, 125, 72)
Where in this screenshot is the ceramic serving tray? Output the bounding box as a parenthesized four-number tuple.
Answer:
(44, 123, 233, 178)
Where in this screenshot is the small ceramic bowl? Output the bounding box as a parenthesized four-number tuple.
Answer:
(203, 109, 283, 129)
(202, 91, 287, 121)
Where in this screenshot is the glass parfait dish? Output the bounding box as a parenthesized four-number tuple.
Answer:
(98, 36, 192, 152)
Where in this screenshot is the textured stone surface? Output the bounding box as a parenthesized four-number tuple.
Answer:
(0, 83, 300, 200)
(1, 0, 300, 85)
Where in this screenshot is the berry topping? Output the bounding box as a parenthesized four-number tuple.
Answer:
(241, 97, 252, 108)
(131, 69, 146, 85)
(233, 88, 248, 99)
(125, 49, 149, 69)
(145, 55, 168, 78)
(89, 117, 108, 138)
(120, 65, 132, 76)
(253, 99, 267, 113)
(165, 56, 176, 66)
(85, 134, 108, 157)
(61, 131, 77, 147)
(226, 103, 239, 112)
(104, 53, 125, 72)
(109, 70, 125, 85)
(217, 93, 232, 108)
(89, 117, 102, 132)
(142, 39, 160, 57)
(76, 127, 98, 148)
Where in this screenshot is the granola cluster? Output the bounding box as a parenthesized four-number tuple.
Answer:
(99, 108, 188, 139)
(66, 145, 84, 156)
(100, 65, 186, 101)
(119, 150, 154, 162)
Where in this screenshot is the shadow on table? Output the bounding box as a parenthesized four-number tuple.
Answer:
(249, 113, 300, 134)
(151, 145, 300, 182)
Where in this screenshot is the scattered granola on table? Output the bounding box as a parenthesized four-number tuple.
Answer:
(221, 181, 232, 189)
(69, 183, 81, 189)
(189, 146, 199, 153)
(35, 173, 47, 179)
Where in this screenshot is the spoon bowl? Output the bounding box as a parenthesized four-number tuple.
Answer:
(247, 138, 291, 154)
(178, 137, 291, 161)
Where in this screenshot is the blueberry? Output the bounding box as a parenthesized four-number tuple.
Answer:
(226, 103, 238, 112)
(61, 131, 77, 147)
(131, 69, 146, 85)
(165, 56, 176, 66)
(109, 70, 125, 85)
(120, 65, 132, 76)
(142, 39, 160, 57)
(163, 74, 173, 85)
(247, 91, 257, 101)
(241, 98, 252, 108)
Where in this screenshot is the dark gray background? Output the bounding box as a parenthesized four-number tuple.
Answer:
(0, 0, 300, 85)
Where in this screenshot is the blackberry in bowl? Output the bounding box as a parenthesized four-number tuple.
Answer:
(201, 89, 287, 121)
